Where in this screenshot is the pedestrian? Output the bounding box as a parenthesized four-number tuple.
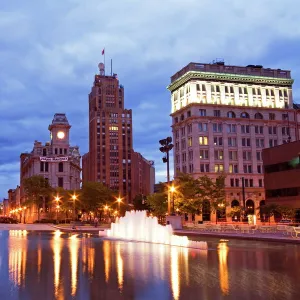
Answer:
(94, 217, 99, 228)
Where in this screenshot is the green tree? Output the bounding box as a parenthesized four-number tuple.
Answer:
(23, 175, 53, 221)
(132, 194, 150, 211)
(276, 206, 296, 220)
(175, 173, 202, 214)
(82, 182, 116, 219)
(147, 193, 167, 219)
(257, 203, 279, 225)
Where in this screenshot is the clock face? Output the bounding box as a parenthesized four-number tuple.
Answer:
(57, 131, 65, 139)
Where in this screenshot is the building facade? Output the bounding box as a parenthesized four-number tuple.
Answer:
(18, 113, 81, 222)
(168, 61, 300, 221)
(263, 140, 300, 210)
(131, 151, 155, 200)
(82, 64, 155, 203)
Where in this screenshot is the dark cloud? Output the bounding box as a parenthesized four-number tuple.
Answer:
(1, 0, 300, 199)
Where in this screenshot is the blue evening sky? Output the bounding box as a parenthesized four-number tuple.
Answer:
(1, 0, 300, 200)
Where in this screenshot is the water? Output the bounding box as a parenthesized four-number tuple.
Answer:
(0, 230, 300, 300)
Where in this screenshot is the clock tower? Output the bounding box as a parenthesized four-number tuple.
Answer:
(48, 113, 71, 146)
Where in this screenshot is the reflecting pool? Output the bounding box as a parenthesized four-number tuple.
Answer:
(0, 230, 300, 300)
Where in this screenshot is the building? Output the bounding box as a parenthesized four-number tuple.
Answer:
(82, 64, 155, 203)
(263, 140, 300, 210)
(131, 151, 155, 200)
(18, 113, 81, 222)
(167, 61, 300, 221)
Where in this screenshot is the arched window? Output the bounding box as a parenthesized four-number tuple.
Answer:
(255, 112, 263, 119)
(231, 200, 240, 207)
(246, 199, 255, 215)
(231, 200, 240, 222)
(58, 162, 64, 172)
(227, 111, 236, 118)
(241, 112, 250, 118)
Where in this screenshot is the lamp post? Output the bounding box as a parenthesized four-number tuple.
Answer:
(217, 203, 225, 224)
(159, 137, 174, 215)
(72, 194, 77, 221)
(117, 197, 122, 214)
(55, 195, 59, 222)
(170, 185, 176, 215)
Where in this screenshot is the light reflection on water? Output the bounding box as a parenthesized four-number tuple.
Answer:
(1, 231, 300, 300)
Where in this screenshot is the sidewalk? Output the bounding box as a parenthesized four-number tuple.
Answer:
(175, 229, 300, 244)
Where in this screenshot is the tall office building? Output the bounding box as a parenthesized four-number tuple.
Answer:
(168, 61, 300, 220)
(82, 64, 133, 202)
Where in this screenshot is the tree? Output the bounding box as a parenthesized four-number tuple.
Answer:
(175, 173, 202, 214)
(147, 193, 167, 219)
(276, 206, 296, 220)
(257, 203, 279, 225)
(132, 194, 150, 211)
(81, 182, 116, 219)
(23, 175, 53, 221)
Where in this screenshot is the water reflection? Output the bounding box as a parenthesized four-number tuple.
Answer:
(218, 241, 229, 295)
(8, 230, 27, 287)
(1, 232, 300, 300)
(69, 234, 79, 297)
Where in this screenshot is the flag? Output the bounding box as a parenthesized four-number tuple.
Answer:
(102, 48, 105, 55)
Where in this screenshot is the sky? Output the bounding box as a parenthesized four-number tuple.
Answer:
(1, 0, 300, 200)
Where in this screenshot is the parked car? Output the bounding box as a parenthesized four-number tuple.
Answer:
(0, 217, 18, 224)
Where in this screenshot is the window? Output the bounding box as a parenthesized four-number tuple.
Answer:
(268, 126, 277, 135)
(257, 165, 262, 173)
(175, 130, 179, 139)
(282, 113, 289, 120)
(187, 111, 191, 117)
(269, 139, 278, 147)
(198, 123, 208, 132)
(241, 125, 250, 134)
(45, 162, 49, 172)
(189, 164, 194, 173)
(58, 177, 64, 188)
(187, 124, 192, 134)
(188, 151, 193, 161)
(55, 148, 58, 155)
(242, 138, 251, 147)
(259, 179, 263, 187)
(182, 152, 186, 162)
(227, 111, 236, 118)
(256, 151, 262, 161)
(200, 150, 209, 159)
(59, 148, 63, 155)
(249, 179, 253, 187)
(269, 113, 276, 120)
(43, 149, 47, 156)
(188, 137, 192, 147)
(64, 149, 67, 155)
(254, 113, 263, 119)
(228, 137, 237, 147)
(214, 110, 221, 117)
(255, 125, 264, 134)
(200, 164, 209, 172)
(256, 138, 265, 148)
(282, 127, 290, 136)
(58, 162, 64, 172)
(214, 150, 223, 160)
(227, 124, 236, 133)
(181, 139, 186, 149)
(180, 114, 184, 121)
(230, 178, 234, 187)
(181, 127, 185, 135)
(213, 123, 222, 132)
(214, 137, 223, 146)
(229, 164, 238, 173)
(40, 162, 44, 172)
(199, 136, 208, 145)
(214, 164, 224, 172)
(174, 117, 178, 123)
(229, 151, 237, 160)
(243, 151, 252, 160)
(241, 112, 250, 118)
(243, 165, 252, 173)
(199, 109, 206, 116)
(235, 179, 240, 187)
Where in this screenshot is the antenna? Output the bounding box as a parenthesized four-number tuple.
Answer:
(111, 59, 112, 76)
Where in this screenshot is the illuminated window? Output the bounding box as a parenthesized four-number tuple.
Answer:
(227, 111, 236, 118)
(188, 137, 192, 147)
(109, 126, 118, 131)
(214, 150, 223, 160)
(241, 112, 250, 118)
(229, 164, 238, 173)
(200, 150, 209, 159)
(199, 136, 208, 145)
(214, 164, 224, 173)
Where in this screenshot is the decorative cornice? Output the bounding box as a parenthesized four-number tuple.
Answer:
(167, 71, 294, 92)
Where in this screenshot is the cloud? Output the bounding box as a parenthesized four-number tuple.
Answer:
(1, 0, 300, 199)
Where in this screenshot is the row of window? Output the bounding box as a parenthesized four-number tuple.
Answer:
(197, 163, 262, 174)
(175, 110, 290, 123)
(40, 162, 64, 172)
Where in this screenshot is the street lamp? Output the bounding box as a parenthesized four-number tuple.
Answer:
(159, 137, 174, 215)
(72, 194, 77, 221)
(217, 203, 225, 224)
(54, 195, 60, 222)
(170, 185, 176, 215)
(117, 197, 122, 213)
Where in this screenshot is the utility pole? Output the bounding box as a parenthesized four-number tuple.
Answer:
(159, 137, 174, 215)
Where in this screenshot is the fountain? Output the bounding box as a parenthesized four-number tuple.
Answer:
(99, 211, 207, 250)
